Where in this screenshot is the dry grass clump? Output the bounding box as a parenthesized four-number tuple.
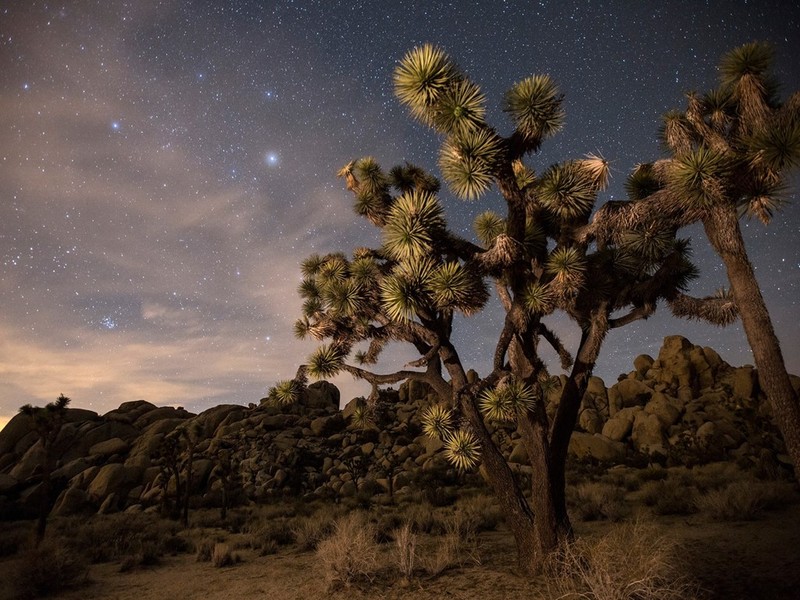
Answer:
(316, 511, 380, 589)
(640, 478, 697, 516)
(455, 493, 503, 532)
(540, 521, 703, 600)
(419, 511, 481, 576)
(211, 542, 239, 567)
(696, 479, 797, 521)
(293, 507, 341, 550)
(394, 522, 417, 580)
(14, 540, 89, 599)
(570, 482, 630, 522)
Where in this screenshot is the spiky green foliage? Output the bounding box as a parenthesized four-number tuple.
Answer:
(389, 162, 440, 194)
(620, 224, 674, 265)
(326, 279, 364, 317)
(271, 380, 301, 405)
(474, 211, 505, 246)
(524, 219, 548, 257)
(746, 121, 800, 172)
(354, 156, 389, 196)
(420, 403, 455, 440)
(537, 162, 597, 220)
(701, 88, 734, 132)
(301, 254, 325, 277)
(523, 281, 555, 315)
(479, 387, 514, 422)
(625, 163, 662, 200)
(380, 272, 423, 321)
(302, 297, 323, 318)
(719, 42, 774, 90)
(383, 190, 446, 260)
(349, 257, 379, 285)
(546, 246, 587, 281)
(350, 403, 374, 429)
(307, 344, 345, 379)
(738, 176, 787, 224)
(503, 74, 564, 142)
(394, 44, 458, 123)
(428, 261, 476, 311)
(443, 429, 481, 471)
(432, 79, 487, 136)
(438, 129, 503, 199)
(669, 146, 731, 207)
(293, 317, 311, 339)
(298, 278, 320, 299)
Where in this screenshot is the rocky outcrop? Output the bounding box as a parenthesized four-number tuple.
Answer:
(0, 336, 791, 519)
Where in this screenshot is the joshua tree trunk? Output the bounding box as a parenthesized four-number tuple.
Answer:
(704, 204, 800, 478)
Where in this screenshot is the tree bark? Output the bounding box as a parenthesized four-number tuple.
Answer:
(704, 205, 800, 478)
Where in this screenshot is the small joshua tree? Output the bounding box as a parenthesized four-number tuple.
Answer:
(276, 45, 734, 573)
(19, 393, 70, 545)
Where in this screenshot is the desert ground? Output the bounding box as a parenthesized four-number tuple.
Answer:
(2, 463, 799, 600)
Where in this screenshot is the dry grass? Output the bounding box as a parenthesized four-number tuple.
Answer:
(211, 543, 237, 568)
(696, 479, 797, 521)
(316, 511, 380, 589)
(570, 482, 630, 522)
(394, 522, 417, 580)
(640, 478, 697, 516)
(540, 520, 703, 600)
(14, 540, 89, 599)
(292, 508, 340, 550)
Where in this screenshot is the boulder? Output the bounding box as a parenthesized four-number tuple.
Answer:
(303, 381, 340, 410)
(87, 463, 129, 502)
(633, 354, 654, 377)
(631, 412, 667, 456)
(568, 432, 625, 462)
(612, 378, 652, 408)
(0, 413, 34, 456)
(52, 486, 90, 517)
(89, 437, 129, 457)
(731, 366, 758, 400)
(602, 407, 640, 442)
(644, 393, 681, 427)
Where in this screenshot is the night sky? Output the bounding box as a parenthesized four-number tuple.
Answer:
(2, 1, 799, 429)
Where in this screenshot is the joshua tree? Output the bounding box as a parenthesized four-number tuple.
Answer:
(208, 439, 240, 521)
(589, 42, 800, 477)
(154, 431, 183, 520)
(19, 393, 70, 545)
(276, 45, 733, 573)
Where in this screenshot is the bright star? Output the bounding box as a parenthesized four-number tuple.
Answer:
(265, 152, 279, 166)
(111, 121, 120, 130)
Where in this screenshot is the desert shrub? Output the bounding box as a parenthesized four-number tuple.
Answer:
(696, 479, 797, 521)
(640, 479, 697, 516)
(634, 466, 669, 486)
(570, 482, 629, 522)
(540, 521, 702, 600)
(196, 538, 216, 562)
(211, 542, 238, 567)
(293, 508, 340, 550)
(316, 512, 380, 589)
(117, 540, 162, 572)
(689, 462, 743, 492)
(394, 522, 417, 580)
(402, 502, 446, 535)
(56, 512, 185, 564)
(456, 494, 503, 532)
(374, 511, 404, 543)
(246, 518, 295, 553)
(15, 540, 88, 598)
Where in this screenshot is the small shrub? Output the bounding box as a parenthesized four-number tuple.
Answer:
(540, 521, 702, 600)
(640, 479, 697, 516)
(293, 509, 339, 551)
(211, 543, 237, 568)
(15, 541, 89, 598)
(570, 482, 629, 522)
(403, 502, 446, 535)
(456, 494, 503, 532)
(696, 479, 796, 521)
(316, 512, 379, 589)
(196, 538, 215, 562)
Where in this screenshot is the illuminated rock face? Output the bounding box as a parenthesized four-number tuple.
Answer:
(0, 335, 793, 519)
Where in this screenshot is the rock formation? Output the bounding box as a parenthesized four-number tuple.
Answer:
(0, 337, 794, 520)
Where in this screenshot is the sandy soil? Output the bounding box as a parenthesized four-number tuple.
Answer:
(2, 503, 799, 600)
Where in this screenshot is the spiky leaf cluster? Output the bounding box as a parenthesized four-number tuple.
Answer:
(503, 74, 565, 143)
(428, 261, 488, 314)
(270, 380, 301, 406)
(380, 257, 437, 321)
(420, 403, 455, 440)
(394, 44, 460, 124)
(537, 161, 597, 221)
(669, 146, 731, 207)
(383, 190, 446, 261)
(438, 129, 503, 200)
(478, 379, 538, 423)
(432, 79, 487, 136)
(443, 429, 481, 471)
(474, 211, 505, 247)
(307, 344, 345, 379)
(545, 246, 587, 293)
(523, 281, 555, 315)
(625, 163, 662, 200)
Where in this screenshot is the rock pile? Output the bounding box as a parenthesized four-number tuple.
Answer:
(0, 336, 793, 519)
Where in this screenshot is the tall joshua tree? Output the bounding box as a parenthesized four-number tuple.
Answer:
(277, 46, 733, 573)
(589, 42, 800, 477)
(19, 394, 70, 545)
